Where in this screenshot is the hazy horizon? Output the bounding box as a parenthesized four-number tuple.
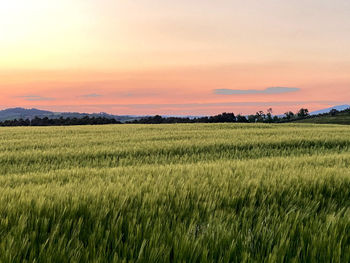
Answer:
(1, 104, 349, 118)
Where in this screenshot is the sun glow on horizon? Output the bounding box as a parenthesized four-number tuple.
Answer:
(0, 0, 349, 114)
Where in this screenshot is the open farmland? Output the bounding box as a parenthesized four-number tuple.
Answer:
(296, 111, 350, 125)
(1, 124, 350, 262)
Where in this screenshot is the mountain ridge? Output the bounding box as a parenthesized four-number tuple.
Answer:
(0, 107, 141, 122)
(309, 105, 350, 115)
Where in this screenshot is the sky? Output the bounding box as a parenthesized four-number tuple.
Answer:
(0, 0, 350, 115)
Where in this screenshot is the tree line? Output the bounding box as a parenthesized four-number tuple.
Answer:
(1, 107, 347, 126)
(126, 108, 311, 124)
(0, 116, 121, 127)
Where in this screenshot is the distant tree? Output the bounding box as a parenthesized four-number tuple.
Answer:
(209, 112, 236, 123)
(195, 116, 209, 123)
(247, 115, 256, 123)
(31, 117, 43, 126)
(284, 111, 295, 120)
(255, 111, 265, 122)
(236, 114, 248, 123)
(330, 109, 339, 116)
(297, 108, 309, 118)
(265, 108, 273, 123)
(152, 115, 163, 124)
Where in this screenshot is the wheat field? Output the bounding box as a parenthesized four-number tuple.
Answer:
(1, 123, 350, 262)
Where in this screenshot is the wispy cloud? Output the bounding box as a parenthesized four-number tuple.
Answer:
(80, 93, 102, 98)
(214, 87, 300, 95)
(17, 95, 54, 101)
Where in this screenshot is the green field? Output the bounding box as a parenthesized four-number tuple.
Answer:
(1, 124, 350, 262)
(296, 111, 350, 125)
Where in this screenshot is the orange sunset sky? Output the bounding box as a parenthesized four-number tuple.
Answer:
(1, 0, 350, 115)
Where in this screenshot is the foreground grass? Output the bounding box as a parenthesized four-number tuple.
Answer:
(1, 123, 350, 262)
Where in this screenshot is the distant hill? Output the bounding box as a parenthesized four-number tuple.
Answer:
(0, 107, 143, 122)
(296, 112, 350, 125)
(296, 106, 350, 125)
(0, 108, 53, 121)
(309, 105, 350, 115)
